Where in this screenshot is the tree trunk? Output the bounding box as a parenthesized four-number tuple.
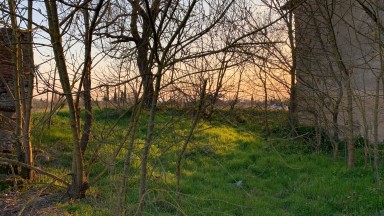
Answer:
(138, 67, 162, 215)
(230, 69, 243, 111)
(8, 0, 24, 175)
(78, 0, 104, 155)
(137, 44, 154, 109)
(323, 2, 355, 167)
(373, 78, 380, 184)
(44, 0, 87, 198)
(176, 79, 206, 215)
(262, 70, 269, 139)
(117, 101, 143, 215)
(373, 17, 383, 184)
(332, 111, 339, 160)
(287, 11, 298, 137)
(20, 0, 36, 179)
(345, 79, 355, 168)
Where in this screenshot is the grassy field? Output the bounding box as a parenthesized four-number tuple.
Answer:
(28, 108, 384, 215)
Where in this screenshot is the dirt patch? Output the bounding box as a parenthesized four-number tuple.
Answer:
(0, 188, 71, 216)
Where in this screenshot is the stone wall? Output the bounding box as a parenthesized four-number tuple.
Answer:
(0, 28, 31, 153)
(0, 28, 15, 113)
(0, 111, 14, 153)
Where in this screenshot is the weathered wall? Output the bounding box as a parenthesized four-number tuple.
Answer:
(293, 0, 384, 141)
(0, 28, 16, 112)
(0, 28, 30, 111)
(0, 28, 31, 153)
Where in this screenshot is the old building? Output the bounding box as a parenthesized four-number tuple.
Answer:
(0, 28, 30, 153)
(284, 0, 384, 141)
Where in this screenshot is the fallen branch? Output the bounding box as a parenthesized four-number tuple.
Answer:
(0, 157, 70, 187)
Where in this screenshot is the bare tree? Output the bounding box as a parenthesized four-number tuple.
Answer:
(44, 0, 106, 198)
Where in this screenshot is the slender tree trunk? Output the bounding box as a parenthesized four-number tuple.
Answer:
(287, 11, 298, 137)
(373, 78, 380, 184)
(176, 79, 206, 215)
(331, 82, 342, 160)
(138, 67, 162, 215)
(332, 111, 339, 160)
(262, 70, 269, 139)
(373, 17, 383, 184)
(44, 0, 87, 198)
(323, 3, 355, 167)
(117, 101, 143, 215)
(315, 115, 322, 154)
(48, 69, 56, 128)
(230, 69, 243, 111)
(20, 0, 35, 179)
(345, 79, 355, 168)
(8, 0, 24, 175)
(205, 52, 230, 119)
(79, 0, 104, 154)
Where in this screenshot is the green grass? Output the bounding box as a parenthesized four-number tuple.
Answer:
(30, 108, 384, 215)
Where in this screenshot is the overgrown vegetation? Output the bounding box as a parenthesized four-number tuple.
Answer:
(0, 1, 383, 215)
(11, 108, 380, 215)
